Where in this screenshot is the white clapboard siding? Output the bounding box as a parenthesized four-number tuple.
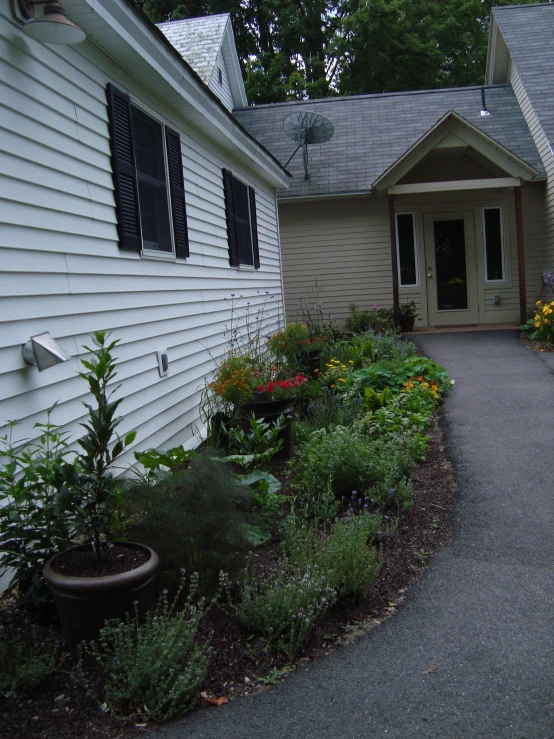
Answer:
(0, 9, 284, 462)
(208, 46, 234, 112)
(510, 63, 554, 270)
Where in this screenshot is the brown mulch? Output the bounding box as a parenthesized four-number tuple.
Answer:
(51, 544, 150, 578)
(0, 658, 143, 739)
(0, 415, 455, 738)
(200, 414, 456, 702)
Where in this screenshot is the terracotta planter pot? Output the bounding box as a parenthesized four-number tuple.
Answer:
(44, 542, 159, 650)
(239, 397, 294, 460)
(399, 315, 416, 332)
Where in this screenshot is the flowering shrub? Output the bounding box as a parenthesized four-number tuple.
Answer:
(320, 357, 355, 389)
(404, 375, 441, 401)
(522, 300, 554, 345)
(253, 373, 308, 400)
(282, 514, 380, 600)
(209, 355, 259, 406)
(237, 563, 336, 657)
(83, 573, 215, 722)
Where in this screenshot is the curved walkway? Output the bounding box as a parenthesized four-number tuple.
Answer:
(162, 331, 554, 739)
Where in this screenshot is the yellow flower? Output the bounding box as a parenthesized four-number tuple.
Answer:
(536, 300, 542, 306)
(338, 378, 346, 382)
(348, 360, 354, 364)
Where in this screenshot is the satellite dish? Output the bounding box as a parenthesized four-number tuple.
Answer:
(283, 111, 334, 180)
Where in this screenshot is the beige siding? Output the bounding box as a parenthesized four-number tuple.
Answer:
(510, 63, 553, 270)
(0, 10, 283, 460)
(279, 185, 542, 328)
(278, 197, 393, 324)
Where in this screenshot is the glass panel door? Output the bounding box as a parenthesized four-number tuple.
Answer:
(433, 219, 468, 311)
(424, 211, 478, 327)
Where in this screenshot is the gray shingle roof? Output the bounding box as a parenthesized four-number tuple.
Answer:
(157, 14, 228, 84)
(493, 3, 554, 150)
(234, 85, 544, 199)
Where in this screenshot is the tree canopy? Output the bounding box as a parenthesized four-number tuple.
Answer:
(138, 0, 538, 104)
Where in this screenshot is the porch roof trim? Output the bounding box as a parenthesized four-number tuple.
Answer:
(372, 111, 540, 193)
(389, 177, 521, 195)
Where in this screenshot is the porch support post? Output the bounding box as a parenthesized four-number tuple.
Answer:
(514, 185, 527, 324)
(388, 194, 401, 323)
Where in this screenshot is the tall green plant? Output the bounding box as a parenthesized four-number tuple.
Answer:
(0, 409, 72, 619)
(60, 332, 135, 557)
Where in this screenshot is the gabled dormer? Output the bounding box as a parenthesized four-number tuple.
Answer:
(158, 13, 248, 112)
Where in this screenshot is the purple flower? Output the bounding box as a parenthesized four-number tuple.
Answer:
(364, 503, 369, 510)
(389, 488, 395, 495)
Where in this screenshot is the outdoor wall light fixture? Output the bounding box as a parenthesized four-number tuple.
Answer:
(14, 1, 86, 44)
(22, 332, 72, 372)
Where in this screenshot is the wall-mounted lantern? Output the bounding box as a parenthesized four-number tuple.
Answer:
(13, 1, 86, 44)
(22, 332, 71, 372)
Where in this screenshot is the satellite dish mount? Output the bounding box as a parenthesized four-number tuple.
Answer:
(283, 111, 334, 180)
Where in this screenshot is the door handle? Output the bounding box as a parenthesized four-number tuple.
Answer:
(427, 268, 433, 279)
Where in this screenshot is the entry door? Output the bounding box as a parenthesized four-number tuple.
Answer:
(424, 212, 478, 326)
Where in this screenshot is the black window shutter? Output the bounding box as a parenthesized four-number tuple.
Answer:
(223, 169, 239, 267)
(165, 127, 189, 259)
(248, 186, 260, 269)
(106, 83, 141, 252)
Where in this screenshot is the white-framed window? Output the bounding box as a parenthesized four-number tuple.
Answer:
(396, 212, 419, 287)
(130, 104, 174, 257)
(482, 206, 505, 282)
(106, 83, 189, 260)
(222, 168, 260, 269)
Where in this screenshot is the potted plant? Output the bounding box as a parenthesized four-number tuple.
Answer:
(43, 332, 159, 650)
(209, 354, 307, 459)
(398, 301, 419, 332)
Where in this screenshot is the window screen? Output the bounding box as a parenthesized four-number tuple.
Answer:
(396, 213, 418, 286)
(483, 208, 504, 281)
(232, 176, 254, 266)
(131, 106, 172, 253)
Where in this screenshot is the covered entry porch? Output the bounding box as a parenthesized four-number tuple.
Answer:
(375, 111, 542, 328)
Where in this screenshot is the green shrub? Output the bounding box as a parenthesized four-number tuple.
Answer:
(221, 413, 285, 467)
(0, 411, 72, 620)
(125, 453, 253, 591)
(0, 619, 63, 695)
(370, 332, 416, 362)
(83, 573, 213, 722)
(237, 563, 336, 657)
(293, 425, 408, 499)
(282, 514, 380, 599)
(346, 356, 451, 395)
(292, 476, 339, 521)
(344, 304, 396, 335)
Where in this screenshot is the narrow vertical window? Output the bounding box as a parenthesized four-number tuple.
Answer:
(131, 106, 172, 253)
(483, 207, 504, 281)
(218, 67, 223, 85)
(396, 212, 418, 286)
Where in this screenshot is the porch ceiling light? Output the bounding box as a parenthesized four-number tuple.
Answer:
(16, 0, 86, 45)
(22, 332, 71, 372)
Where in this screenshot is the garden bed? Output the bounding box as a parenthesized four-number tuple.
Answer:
(0, 308, 457, 738)
(0, 416, 455, 739)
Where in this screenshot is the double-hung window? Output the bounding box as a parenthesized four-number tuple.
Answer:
(222, 169, 260, 268)
(482, 207, 505, 282)
(106, 83, 189, 259)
